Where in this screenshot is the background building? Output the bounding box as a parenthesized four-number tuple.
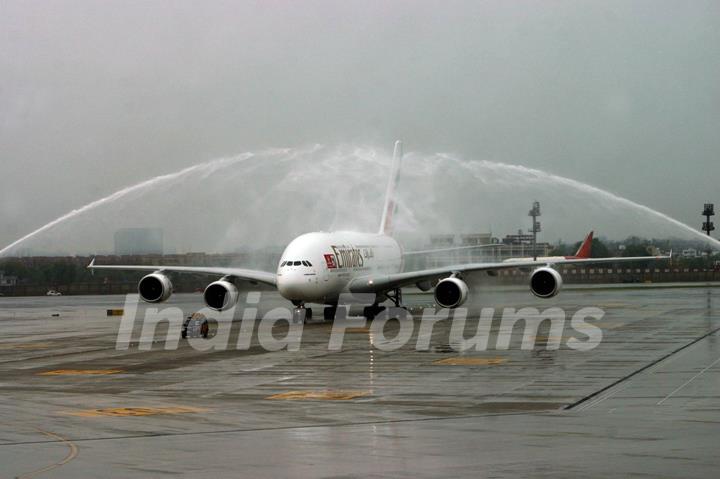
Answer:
(0, 271, 17, 287)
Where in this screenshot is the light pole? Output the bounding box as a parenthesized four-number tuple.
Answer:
(528, 201, 541, 261)
(702, 203, 715, 256)
(702, 203, 715, 236)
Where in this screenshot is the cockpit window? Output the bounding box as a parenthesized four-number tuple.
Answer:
(283, 260, 312, 267)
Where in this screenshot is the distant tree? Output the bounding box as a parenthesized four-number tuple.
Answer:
(590, 238, 610, 258)
(41, 262, 78, 286)
(622, 244, 651, 257)
(549, 243, 571, 256)
(620, 242, 653, 269)
(624, 235, 644, 245)
(0, 259, 29, 279)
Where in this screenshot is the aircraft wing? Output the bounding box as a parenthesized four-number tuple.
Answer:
(402, 244, 497, 256)
(348, 254, 670, 293)
(87, 259, 277, 286)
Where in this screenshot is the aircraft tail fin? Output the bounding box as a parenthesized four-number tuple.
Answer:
(379, 140, 403, 235)
(574, 231, 594, 258)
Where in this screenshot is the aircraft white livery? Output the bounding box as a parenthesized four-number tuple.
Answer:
(88, 142, 670, 322)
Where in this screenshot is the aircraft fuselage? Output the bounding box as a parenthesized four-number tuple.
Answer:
(276, 231, 402, 304)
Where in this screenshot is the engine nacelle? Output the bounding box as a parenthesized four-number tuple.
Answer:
(434, 277, 469, 309)
(530, 267, 563, 298)
(203, 280, 239, 311)
(138, 273, 173, 303)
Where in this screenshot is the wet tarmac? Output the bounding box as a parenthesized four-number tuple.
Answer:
(1, 285, 719, 478)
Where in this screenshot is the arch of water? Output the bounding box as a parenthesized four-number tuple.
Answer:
(2, 145, 717, 257)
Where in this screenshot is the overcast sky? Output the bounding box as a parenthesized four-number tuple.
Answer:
(1, 0, 719, 254)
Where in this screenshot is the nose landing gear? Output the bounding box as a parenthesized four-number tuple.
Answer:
(292, 305, 312, 324)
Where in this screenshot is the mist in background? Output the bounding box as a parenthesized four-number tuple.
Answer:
(2, 1, 719, 254)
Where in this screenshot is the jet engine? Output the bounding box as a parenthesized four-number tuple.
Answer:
(203, 280, 239, 311)
(138, 273, 173, 303)
(529, 267, 563, 298)
(434, 277, 469, 309)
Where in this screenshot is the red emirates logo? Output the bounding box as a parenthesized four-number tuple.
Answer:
(324, 254, 337, 269)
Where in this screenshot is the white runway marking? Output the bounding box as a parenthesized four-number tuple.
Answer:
(657, 356, 720, 405)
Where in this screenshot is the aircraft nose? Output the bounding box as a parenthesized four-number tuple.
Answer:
(277, 271, 306, 300)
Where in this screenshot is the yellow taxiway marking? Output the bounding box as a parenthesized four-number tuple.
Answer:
(267, 390, 370, 401)
(106, 309, 125, 316)
(16, 428, 79, 479)
(65, 406, 208, 417)
(38, 369, 124, 376)
(433, 357, 507, 366)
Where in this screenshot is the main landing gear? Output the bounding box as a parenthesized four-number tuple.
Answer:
(385, 288, 403, 308)
(298, 288, 407, 323)
(182, 313, 210, 339)
(324, 304, 338, 321)
(363, 288, 405, 320)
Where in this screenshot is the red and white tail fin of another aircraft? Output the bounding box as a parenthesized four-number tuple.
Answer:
(569, 230, 594, 259)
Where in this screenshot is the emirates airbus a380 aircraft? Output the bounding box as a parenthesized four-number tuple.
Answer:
(89, 142, 669, 322)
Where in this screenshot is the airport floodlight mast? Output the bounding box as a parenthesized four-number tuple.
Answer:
(528, 201, 541, 261)
(702, 203, 715, 236)
(702, 203, 714, 255)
